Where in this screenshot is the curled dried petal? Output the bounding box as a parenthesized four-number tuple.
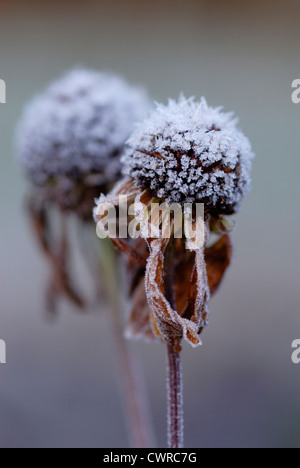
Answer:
(145, 235, 205, 349)
(205, 234, 232, 295)
(126, 216, 211, 347)
(192, 248, 210, 333)
(29, 198, 85, 312)
(94, 178, 150, 265)
(126, 235, 231, 344)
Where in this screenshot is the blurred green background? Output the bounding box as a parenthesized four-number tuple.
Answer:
(1, 0, 299, 448)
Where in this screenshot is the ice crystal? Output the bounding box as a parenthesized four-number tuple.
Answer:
(122, 96, 254, 214)
(16, 69, 150, 185)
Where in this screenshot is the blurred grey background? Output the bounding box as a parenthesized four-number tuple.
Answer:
(1, 0, 300, 448)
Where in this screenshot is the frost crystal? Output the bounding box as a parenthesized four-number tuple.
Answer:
(16, 69, 150, 185)
(122, 96, 254, 214)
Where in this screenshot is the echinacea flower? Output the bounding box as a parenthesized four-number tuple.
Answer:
(17, 68, 150, 220)
(95, 96, 254, 351)
(122, 95, 253, 214)
(16, 68, 150, 310)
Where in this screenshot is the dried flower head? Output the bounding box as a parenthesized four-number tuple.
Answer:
(17, 68, 150, 187)
(95, 96, 254, 350)
(16, 68, 150, 220)
(17, 69, 150, 311)
(122, 96, 254, 215)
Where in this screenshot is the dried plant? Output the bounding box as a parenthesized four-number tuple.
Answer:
(95, 96, 254, 447)
(16, 69, 155, 447)
(16, 68, 150, 310)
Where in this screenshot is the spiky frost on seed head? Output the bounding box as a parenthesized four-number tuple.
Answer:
(122, 95, 254, 214)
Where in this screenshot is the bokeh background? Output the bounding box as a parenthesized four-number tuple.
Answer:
(1, 0, 300, 448)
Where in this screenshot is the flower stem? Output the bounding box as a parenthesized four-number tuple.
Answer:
(110, 306, 155, 448)
(166, 344, 184, 448)
(99, 239, 155, 448)
(165, 243, 184, 448)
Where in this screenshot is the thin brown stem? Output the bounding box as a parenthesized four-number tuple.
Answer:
(99, 240, 156, 448)
(165, 243, 184, 448)
(110, 306, 155, 448)
(166, 344, 183, 448)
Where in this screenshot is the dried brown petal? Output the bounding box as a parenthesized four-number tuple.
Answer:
(205, 234, 232, 295)
(145, 231, 206, 349)
(173, 248, 195, 318)
(94, 180, 154, 266)
(29, 198, 85, 312)
(111, 238, 147, 267)
(126, 217, 211, 348)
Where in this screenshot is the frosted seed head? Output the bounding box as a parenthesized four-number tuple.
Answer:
(122, 96, 254, 215)
(16, 68, 150, 186)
